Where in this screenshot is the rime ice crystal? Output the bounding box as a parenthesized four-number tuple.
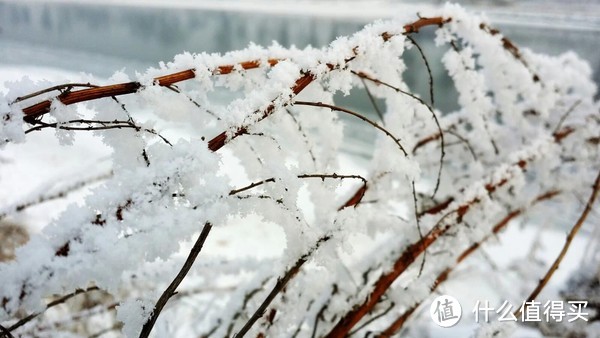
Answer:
(0, 4, 598, 338)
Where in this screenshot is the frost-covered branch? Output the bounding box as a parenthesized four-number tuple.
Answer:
(139, 222, 212, 338)
(379, 190, 562, 337)
(516, 170, 600, 317)
(1, 3, 598, 338)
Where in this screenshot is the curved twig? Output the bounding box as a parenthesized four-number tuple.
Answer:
(234, 236, 330, 337)
(294, 101, 407, 156)
(351, 71, 444, 197)
(14, 17, 449, 121)
(516, 170, 600, 317)
(444, 129, 477, 160)
(554, 100, 581, 134)
(405, 35, 434, 107)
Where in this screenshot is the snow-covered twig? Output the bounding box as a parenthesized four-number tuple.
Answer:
(139, 222, 212, 338)
(516, 170, 600, 317)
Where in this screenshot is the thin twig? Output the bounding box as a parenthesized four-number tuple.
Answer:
(359, 77, 385, 123)
(444, 129, 477, 160)
(24, 119, 173, 146)
(412, 181, 426, 277)
(515, 170, 600, 317)
(229, 178, 277, 196)
(225, 278, 270, 338)
(234, 236, 330, 337)
(298, 173, 367, 184)
(139, 222, 213, 338)
(311, 285, 338, 338)
(352, 71, 444, 197)
(285, 109, 317, 166)
(89, 323, 122, 338)
(554, 100, 581, 133)
(11, 83, 99, 104)
(294, 101, 407, 156)
(7, 287, 100, 332)
(348, 301, 395, 336)
(378, 190, 561, 337)
(0, 172, 112, 221)
(405, 35, 434, 107)
(164, 84, 220, 120)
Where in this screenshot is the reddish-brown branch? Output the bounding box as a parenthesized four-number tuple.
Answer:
(325, 150, 565, 336)
(413, 132, 441, 153)
(339, 184, 368, 211)
(22, 82, 141, 118)
(516, 170, 600, 317)
(334, 135, 578, 337)
(17, 16, 450, 122)
(19, 59, 280, 119)
(417, 197, 454, 218)
(208, 73, 314, 151)
(325, 222, 450, 337)
(478, 23, 540, 82)
(377, 190, 561, 337)
(412, 126, 576, 219)
(403, 17, 450, 34)
(553, 126, 575, 142)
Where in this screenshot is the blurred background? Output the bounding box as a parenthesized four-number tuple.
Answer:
(1, 1, 599, 214)
(1, 0, 599, 91)
(1, 0, 599, 159)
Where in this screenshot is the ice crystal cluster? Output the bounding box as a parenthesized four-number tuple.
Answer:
(0, 4, 598, 338)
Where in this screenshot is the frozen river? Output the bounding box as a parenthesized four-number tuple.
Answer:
(2, 1, 599, 85)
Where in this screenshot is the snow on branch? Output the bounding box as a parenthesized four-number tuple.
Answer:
(0, 3, 598, 338)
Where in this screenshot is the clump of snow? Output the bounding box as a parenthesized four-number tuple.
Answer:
(116, 298, 155, 338)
